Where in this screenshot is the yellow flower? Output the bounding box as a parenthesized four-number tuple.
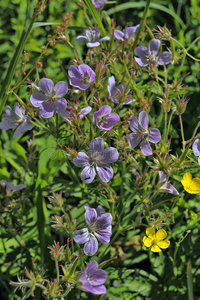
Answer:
(143, 227, 170, 252)
(181, 173, 200, 194)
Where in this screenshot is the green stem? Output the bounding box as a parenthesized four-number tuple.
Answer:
(179, 114, 185, 150)
(0, 6, 38, 114)
(56, 260, 60, 283)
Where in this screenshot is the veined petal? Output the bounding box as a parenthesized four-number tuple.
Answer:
(96, 205, 105, 217)
(89, 138, 104, 154)
(84, 236, 98, 256)
(55, 98, 67, 115)
(97, 164, 113, 183)
(129, 115, 139, 132)
(146, 227, 155, 239)
(192, 139, 200, 157)
(143, 236, 153, 248)
(108, 76, 115, 96)
(73, 152, 89, 167)
(30, 92, 46, 107)
(85, 260, 98, 274)
(135, 46, 148, 60)
(95, 227, 112, 244)
(151, 244, 162, 252)
(89, 269, 107, 286)
(140, 139, 152, 156)
(81, 166, 96, 184)
(87, 42, 100, 48)
(54, 81, 68, 97)
(90, 285, 107, 295)
(149, 39, 160, 56)
(74, 228, 90, 244)
(114, 30, 124, 41)
(157, 52, 172, 65)
(39, 102, 55, 118)
(138, 111, 149, 129)
(156, 229, 167, 241)
(157, 240, 170, 249)
(39, 78, 54, 94)
(76, 35, 88, 42)
(100, 147, 119, 164)
(14, 103, 25, 118)
(134, 57, 148, 67)
(95, 213, 112, 228)
(85, 208, 97, 226)
(149, 128, 161, 143)
(128, 133, 142, 149)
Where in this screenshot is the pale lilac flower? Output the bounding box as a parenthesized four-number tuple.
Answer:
(157, 172, 179, 195)
(73, 137, 119, 183)
(108, 76, 132, 105)
(76, 28, 110, 48)
(93, 105, 119, 130)
(30, 78, 69, 118)
(0, 104, 33, 138)
(68, 64, 96, 90)
(74, 205, 112, 256)
(1, 180, 26, 196)
(92, 0, 106, 9)
(128, 111, 161, 156)
(192, 139, 200, 165)
(79, 260, 107, 294)
(114, 25, 140, 42)
(134, 39, 172, 67)
(79, 106, 92, 120)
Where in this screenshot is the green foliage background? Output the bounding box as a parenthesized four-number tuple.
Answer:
(0, 0, 200, 299)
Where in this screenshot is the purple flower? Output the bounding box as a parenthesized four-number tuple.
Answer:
(157, 172, 179, 195)
(108, 76, 132, 105)
(1, 180, 26, 196)
(79, 106, 92, 120)
(92, 0, 106, 9)
(114, 25, 140, 42)
(68, 64, 96, 90)
(74, 205, 112, 256)
(73, 137, 119, 183)
(30, 78, 69, 119)
(134, 39, 172, 67)
(76, 28, 110, 48)
(192, 139, 200, 165)
(93, 105, 119, 130)
(0, 104, 33, 138)
(79, 260, 107, 294)
(128, 111, 161, 156)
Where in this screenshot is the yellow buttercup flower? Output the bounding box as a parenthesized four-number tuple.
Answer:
(181, 173, 200, 194)
(143, 227, 170, 252)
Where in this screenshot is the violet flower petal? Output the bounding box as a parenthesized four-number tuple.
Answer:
(87, 42, 100, 48)
(39, 102, 55, 118)
(89, 137, 104, 154)
(53, 81, 68, 97)
(140, 139, 152, 156)
(30, 92, 46, 107)
(84, 236, 98, 256)
(138, 111, 149, 129)
(95, 213, 112, 228)
(95, 226, 112, 244)
(76, 35, 88, 42)
(149, 128, 161, 143)
(108, 76, 115, 96)
(100, 147, 119, 164)
(99, 36, 110, 42)
(135, 46, 148, 61)
(114, 30, 124, 40)
(128, 133, 142, 148)
(88, 269, 108, 286)
(97, 164, 113, 183)
(74, 228, 90, 244)
(39, 78, 54, 94)
(55, 98, 67, 115)
(96, 205, 105, 217)
(149, 39, 160, 56)
(193, 139, 200, 156)
(81, 166, 96, 184)
(0, 120, 14, 130)
(134, 57, 148, 67)
(14, 103, 25, 118)
(129, 115, 139, 132)
(85, 208, 97, 226)
(73, 152, 89, 167)
(79, 106, 92, 119)
(90, 285, 107, 294)
(157, 52, 172, 65)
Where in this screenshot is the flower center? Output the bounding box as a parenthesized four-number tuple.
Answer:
(97, 115, 108, 127)
(81, 72, 91, 85)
